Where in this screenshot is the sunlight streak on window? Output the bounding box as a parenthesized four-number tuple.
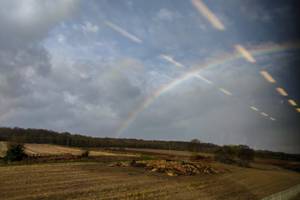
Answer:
(235, 44, 256, 63)
(276, 87, 288, 96)
(260, 70, 276, 83)
(288, 99, 297, 106)
(194, 74, 213, 84)
(261, 112, 268, 117)
(250, 106, 259, 112)
(160, 54, 185, 68)
(219, 88, 232, 96)
(191, 0, 225, 31)
(104, 21, 143, 44)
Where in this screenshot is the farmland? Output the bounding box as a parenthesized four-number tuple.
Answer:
(1, 161, 300, 200)
(0, 142, 138, 158)
(1, 143, 300, 200)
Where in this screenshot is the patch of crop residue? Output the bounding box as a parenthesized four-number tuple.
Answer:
(110, 160, 225, 176)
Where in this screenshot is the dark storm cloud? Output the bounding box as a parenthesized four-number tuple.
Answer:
(0, 0, 299, 153)
(0, 0, 79, 122)
(210, 0, 300, 44)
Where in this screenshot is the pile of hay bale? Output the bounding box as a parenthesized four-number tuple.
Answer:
(110, 160, 221, 176)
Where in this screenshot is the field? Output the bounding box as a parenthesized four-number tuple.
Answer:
(1, 142, 300, 199)
(0, 142, 138, 158)
(1, 162, 300, 200)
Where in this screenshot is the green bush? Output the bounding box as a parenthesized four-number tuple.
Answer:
(237, 145, 254, 162)
(215, 145, 254, 167)
(4, 143, 27, 162)
(214, 146, 236, 164)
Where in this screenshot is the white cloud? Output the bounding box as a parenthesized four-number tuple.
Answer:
(57, 34, 66, 43)
(63, 91, 77, 105)
(2, 0, 78, 27)
(82, 21, 99, 33)
(0, 0, 79, 48)
(156, 8, 177, 21)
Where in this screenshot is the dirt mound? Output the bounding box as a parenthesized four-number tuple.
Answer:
(110, 160, 222, 176)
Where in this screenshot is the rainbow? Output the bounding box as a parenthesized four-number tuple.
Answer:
(115, 42, 300, 137)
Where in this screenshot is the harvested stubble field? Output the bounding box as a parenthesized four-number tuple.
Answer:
(1, 161, 300, 200)
(1, 143, 300, 199)
(0, 142, 138, 158)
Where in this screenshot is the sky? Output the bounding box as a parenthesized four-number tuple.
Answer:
(0, 0, 300, 153)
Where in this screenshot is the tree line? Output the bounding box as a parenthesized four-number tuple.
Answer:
(0, 127, 218, 153)
(0, 127, 299, 161)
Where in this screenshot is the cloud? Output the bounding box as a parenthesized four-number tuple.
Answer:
(240, 3, 273, 23)
(57, 34, 66, 43)
(156, 8, 181, 21)
(0, 0, 79, 47)
(0, 0, 299, 153)
(1, 44, 146, 134)
(82, 21, 99, 33)
(0, 0, 79, 125)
